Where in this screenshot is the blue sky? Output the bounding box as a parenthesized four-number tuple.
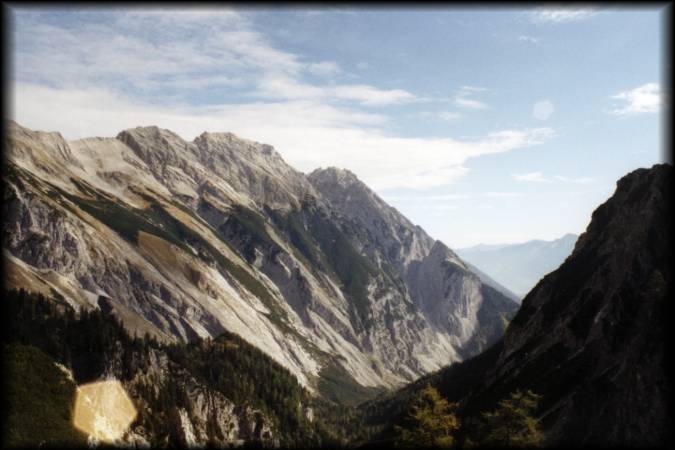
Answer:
(8, 6, 667, 247)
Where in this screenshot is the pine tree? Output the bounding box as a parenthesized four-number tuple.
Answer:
(480, 390, 544, 447)
(394, 384, 460, 448)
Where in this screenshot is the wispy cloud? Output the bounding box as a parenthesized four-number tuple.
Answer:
(414, 110, 462, 122)
(459, 85, 487, 92)
(14, 11, 304, 94)
(438, 111, 463, 121)
(307, 61, 342, 77)
(253, 75, 417, 106)
(329, 84, 417, 106)
(16, 10, 417, 108)
(382, 194, 470, 202)
(483, 192, 524, 198)
(532, 100, 554, 121)
(517, 35, 540, 44)
(11, 9, 556, 192)
(454, 86, 489, 110)
(529, 7, 598, 24)
(455, 98, 489, 110)
(609, 83, 663, 115)
(14, 81, 555, 191)
(513, 172, 594, 184)
(512, 172, 551, 183)
(554, 175, 594, 184)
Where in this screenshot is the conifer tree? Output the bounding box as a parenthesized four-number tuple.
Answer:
(395, 384, 460, 448)
(480, 389, 544, 447)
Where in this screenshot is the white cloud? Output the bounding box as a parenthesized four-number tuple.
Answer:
(483, 192, 523, 198)
(438, 111, 463, 121)
(517, 35, 540, 44)
(254, 75, 417, 106)
(11, 82, 554, 191)
(609, 83, 662, 115)
(512, 172, 594, 184)
(13, 9, 423, 111)
(307, 61, 342, 76)
(455, 98, 489, 110)
(382, 194, 470, 202)
(14, 14, 303, 94)
(554, 175, 594, 184)
(533, 100, 554, 121)
(459, 85, 487, 92)
(529, 7, 598, 24)
(512, 172, 551, 183)
(10, 10, 556, 192)
(454, 86, 489, 110)
(329, 84, 417, 106)
(122, 9, 242, 25)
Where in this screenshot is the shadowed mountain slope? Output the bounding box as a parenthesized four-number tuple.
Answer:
(364, 163, 673, 447)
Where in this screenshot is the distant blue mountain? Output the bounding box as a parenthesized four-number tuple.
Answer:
(456, 233, 578, 300)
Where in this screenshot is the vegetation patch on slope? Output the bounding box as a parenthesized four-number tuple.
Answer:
(2, 343, 88, 448)
(317, 361, 386, 408)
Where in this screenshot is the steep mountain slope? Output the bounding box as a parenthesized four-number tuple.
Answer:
(366, 164, 672, 447)
(307, 167, 519, 361)
(3, 121, 517, 395)
(456, 233, 578, 299)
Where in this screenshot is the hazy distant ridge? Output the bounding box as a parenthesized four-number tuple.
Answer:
(456, 233, 578, 299)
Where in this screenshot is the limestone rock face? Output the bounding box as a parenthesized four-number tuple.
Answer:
(3, 120, 517, 394)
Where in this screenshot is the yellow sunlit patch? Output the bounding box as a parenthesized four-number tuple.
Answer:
(73, 380, 137, 443)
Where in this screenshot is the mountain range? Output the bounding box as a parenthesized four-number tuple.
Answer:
(3, 120, 670, 447)
(456, 233, 579, 299)
(3, 120, 517, 396)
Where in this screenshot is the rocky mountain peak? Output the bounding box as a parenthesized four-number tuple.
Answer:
(427, 240, 466, 269)
(5, 120, 82, 175)
(308, 166, 436, 270)
(192, 132, 317, 210)
(116, 125, 186, 147)
(193, 131, 287, 168)
(571, 163, 671, 259)
(308, 166, 404, 220)
(308, 166, 362, 188)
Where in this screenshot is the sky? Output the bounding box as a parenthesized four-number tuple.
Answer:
(7, 5, 668, 248)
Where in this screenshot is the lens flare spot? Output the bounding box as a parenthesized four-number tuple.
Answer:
(73, 380, 137, 443)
